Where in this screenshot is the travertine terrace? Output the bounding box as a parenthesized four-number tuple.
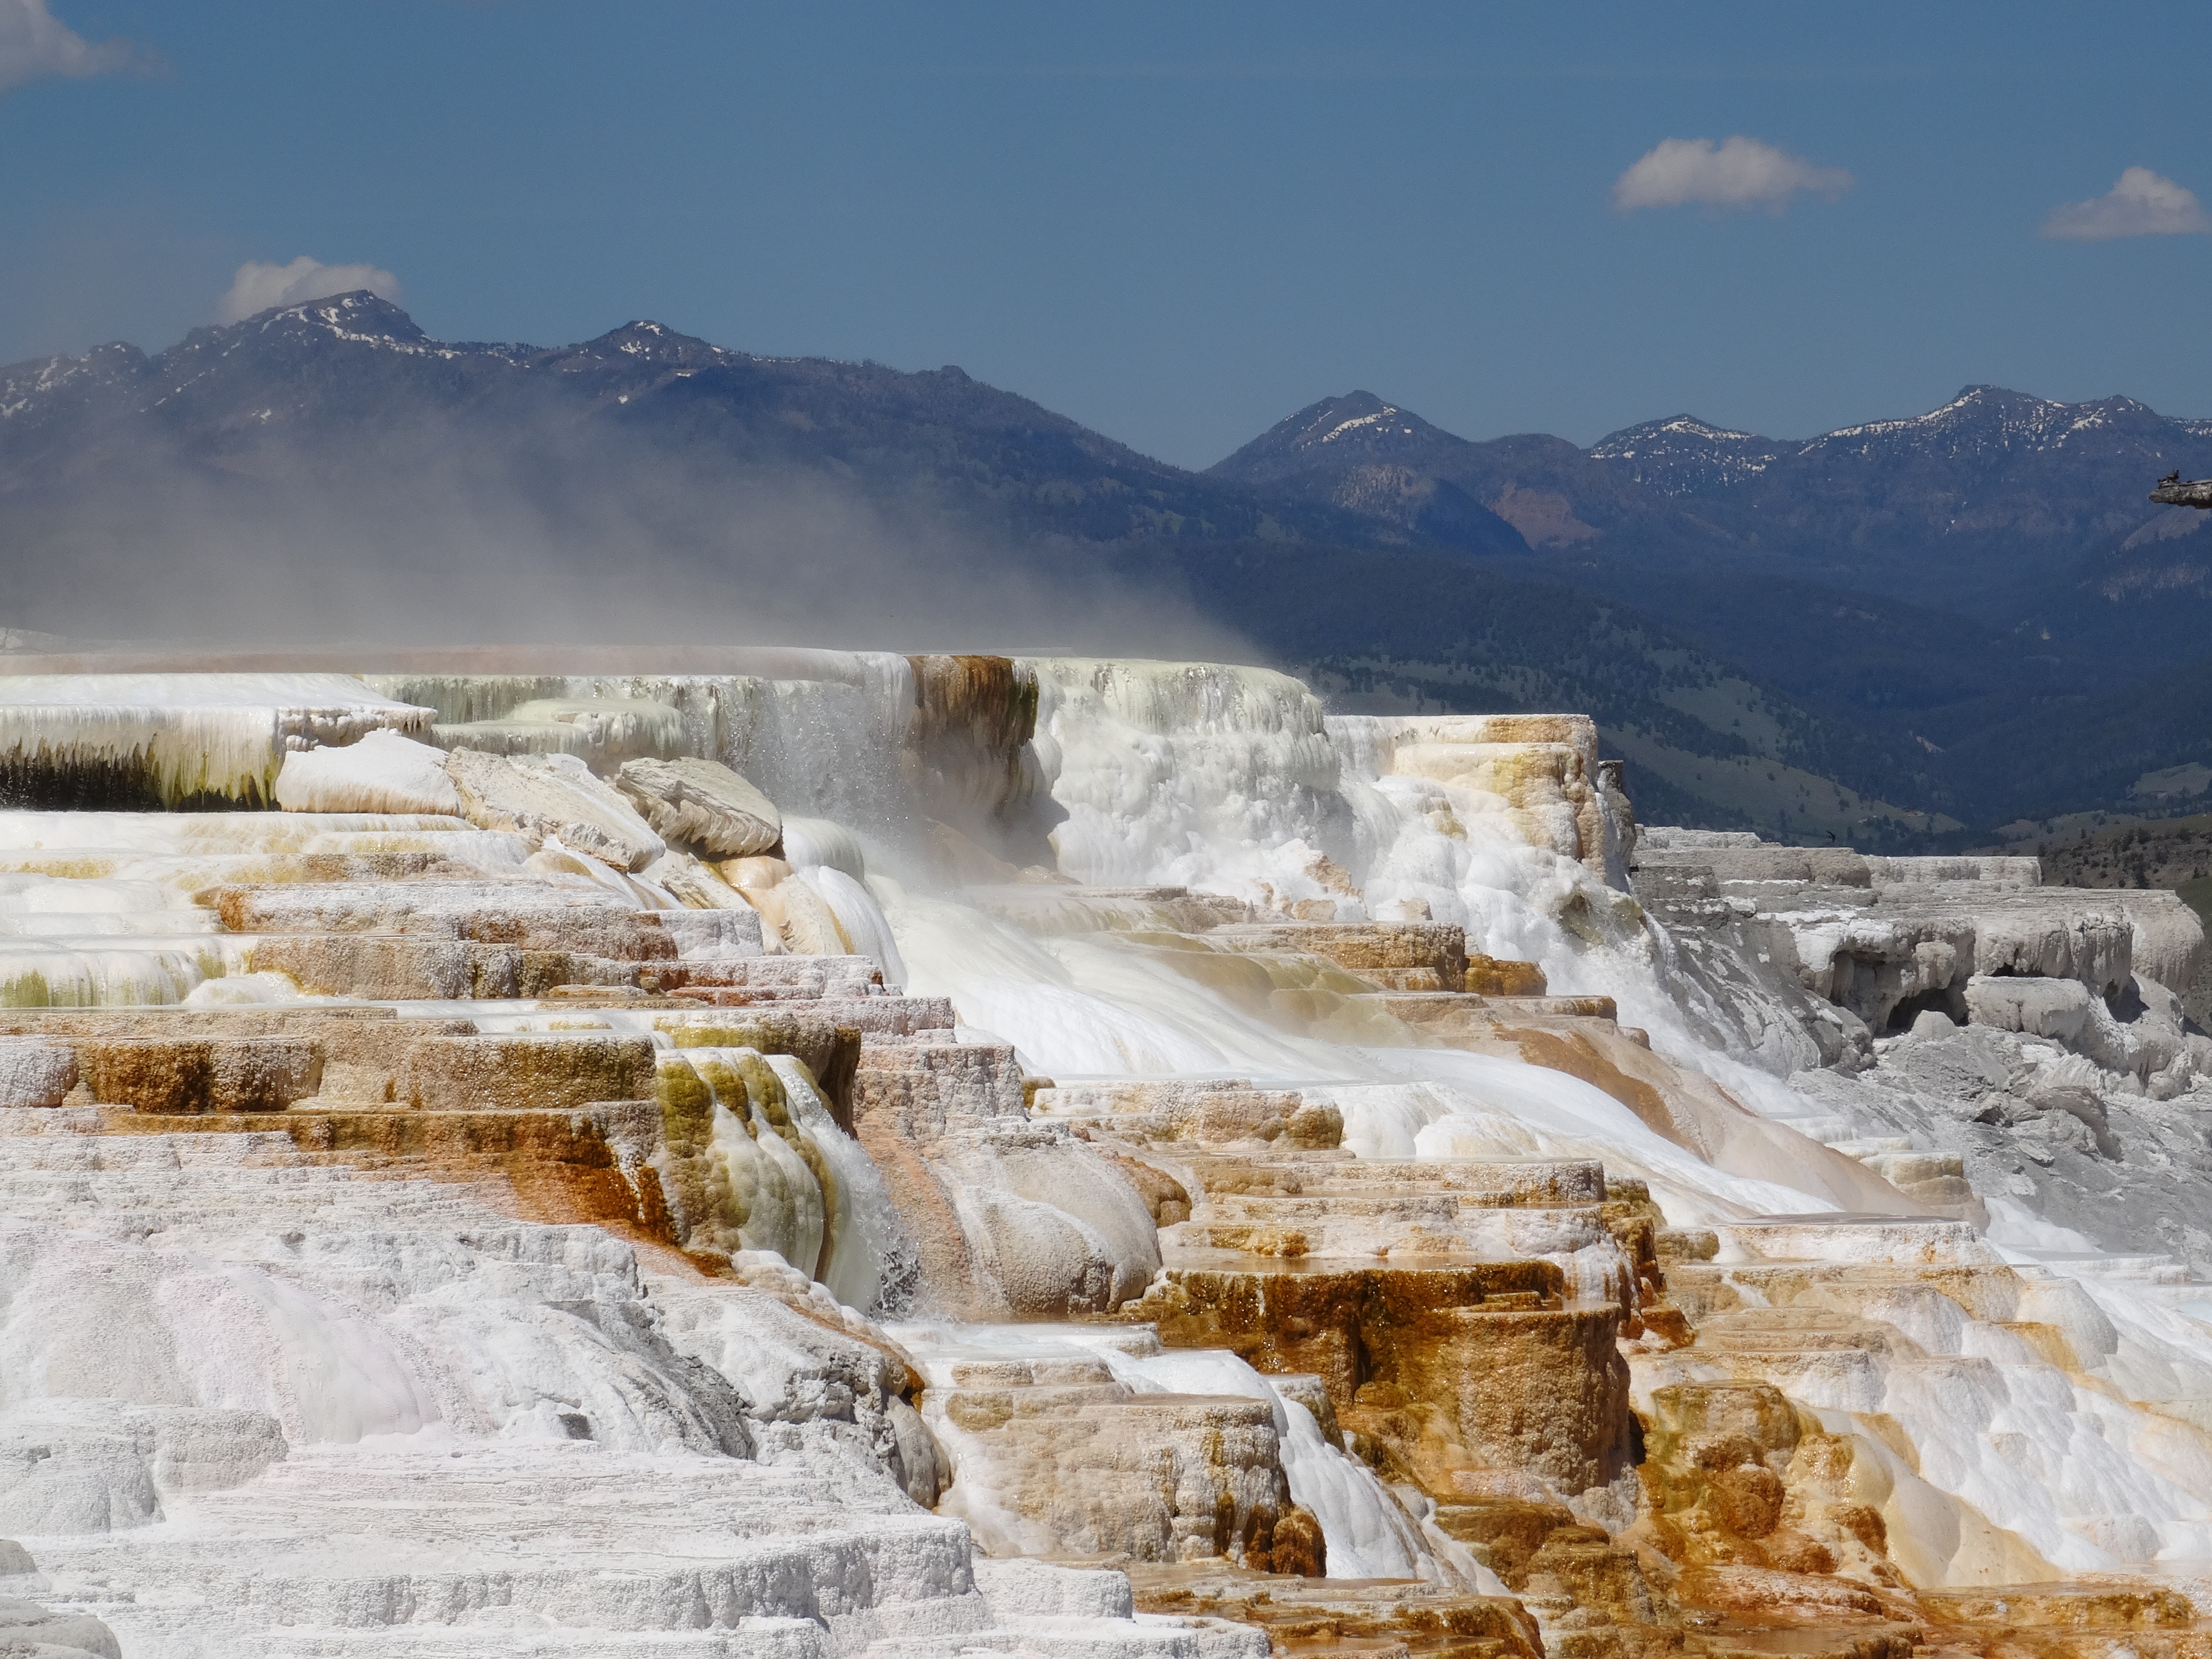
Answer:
(0, 651, 2208, 1658)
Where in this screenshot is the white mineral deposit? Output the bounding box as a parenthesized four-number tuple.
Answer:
(0, 655, 2206, 1656)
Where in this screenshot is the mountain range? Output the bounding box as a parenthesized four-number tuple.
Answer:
(3, 292, 2208, 845)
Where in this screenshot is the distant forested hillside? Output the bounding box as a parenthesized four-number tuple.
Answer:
(4, 295, 2206, 842)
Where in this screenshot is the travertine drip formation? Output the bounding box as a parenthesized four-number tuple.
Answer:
(0, 653, 2206, 1658)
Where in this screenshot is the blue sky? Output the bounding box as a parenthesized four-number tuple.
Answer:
(5, 2, 2209, 466)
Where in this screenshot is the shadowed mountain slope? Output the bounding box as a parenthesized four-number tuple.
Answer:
(4, 299, 2206, 839)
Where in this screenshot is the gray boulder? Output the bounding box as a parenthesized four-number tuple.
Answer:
(0, 1594, 119, 1658)
(1964, 974, 2091, 1042)
(614, 757, 782, 858)
(0, 1538, 118, 1659)
(1908, 1008, 1960, 1039)
(445, 750, 666, 873)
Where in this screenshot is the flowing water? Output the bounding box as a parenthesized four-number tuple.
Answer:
(3, 652, 2212, 1654)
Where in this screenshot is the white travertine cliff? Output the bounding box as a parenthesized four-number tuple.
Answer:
(0, 653, 2204, 1656)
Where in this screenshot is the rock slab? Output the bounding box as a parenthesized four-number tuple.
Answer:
(616, 757, 783, 858)
(274, 730, 462, 816)
(445, 749, 665, 872)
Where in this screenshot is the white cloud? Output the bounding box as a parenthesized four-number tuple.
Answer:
(2040, 166, 2211, 241)
(0, 0, 152, 95)
(216, 258, 404, 324)
(1612, 135, 1853, 215)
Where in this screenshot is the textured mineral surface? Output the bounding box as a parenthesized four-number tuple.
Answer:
(0, 654, 2204, 1658)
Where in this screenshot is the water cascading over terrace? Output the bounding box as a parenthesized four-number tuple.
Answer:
(0, 644, 2207, 1658)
